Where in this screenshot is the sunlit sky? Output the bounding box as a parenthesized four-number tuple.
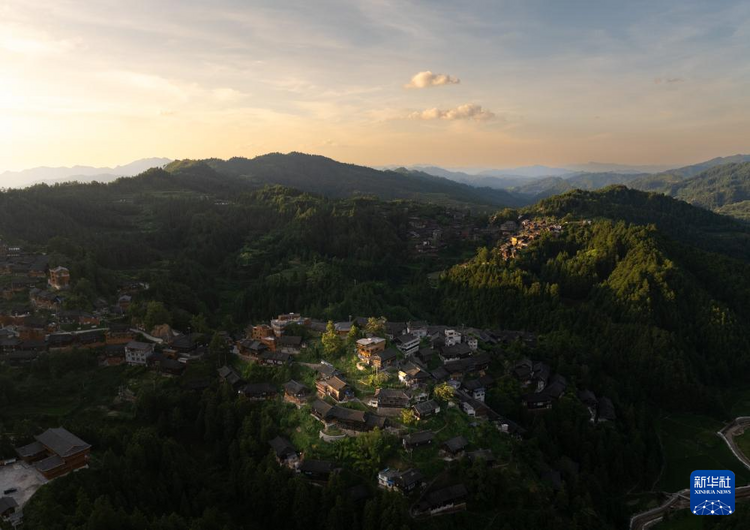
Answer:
(2, 0, 750, 172)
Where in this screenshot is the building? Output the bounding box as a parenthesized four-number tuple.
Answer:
(468, 449, 496, 467)
(461, 379, 486, 402)
(394, 333, 420, 356)
(398, 362, 432, 387)
(371, 348, 398, 369)
(0, 497, 18, 519)
(402, 430, 434, 450)
(356, 337, 386, 363)
(270, 313, 309, 337)
(269, 436, 299, 469)
(29, 288, 61, 310)
(251, 324, 273, 340)
(378, 468, 401, 489)
(395, 468, 425, 493)
(374, 388, 410, 409)
(283, 380, 310, 405)
(316, 376, 352, 402)
(311, 400, 386, 432)
(259, 350, 293, 366)
(444, 329, 462, 347)
(106, 323, 136, 345)
(239, 382, 277, 400)
(413, 400, 440, 420)
(218, 365, 244, 390)
(334, 321, 353, 336)
(439, 344, 473, 363)
(299, 460, 337, 482)
(48, 266, 70, 290)
(442, 436, 468, 457)
(415, 484, 469, 516)
(384, 321, 406, 339)
(378, 468, 424, 493)
(125, 341, 155, 366)
(15, 427, 91, 480)
(117, 295, 132, 311)
(407, 321, 428, 339)
(277, 335, 303, 354)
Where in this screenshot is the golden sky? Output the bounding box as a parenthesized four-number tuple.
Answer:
(2, 0, 750, 172)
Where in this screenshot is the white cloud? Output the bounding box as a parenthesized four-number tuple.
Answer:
(409, 103, 495, 121)
(405, 70, 460, 89)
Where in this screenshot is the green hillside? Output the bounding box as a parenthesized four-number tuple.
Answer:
(201, 152, 520, 209)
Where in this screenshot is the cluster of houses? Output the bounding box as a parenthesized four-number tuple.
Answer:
(513, 358, 616, 422)
(407, 213, 503, 256)
(496, 218, 563, 261)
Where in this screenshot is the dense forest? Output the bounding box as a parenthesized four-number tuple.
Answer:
(2, 167, 750, 529)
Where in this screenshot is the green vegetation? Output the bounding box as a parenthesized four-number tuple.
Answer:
(628, 161, 750, 221)
(3, 163, 750, 529)
(204, 152, 519, 209)
(657, 415, 750, 492)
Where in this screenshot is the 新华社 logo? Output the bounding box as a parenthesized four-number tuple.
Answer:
(690, 470, 735, 515)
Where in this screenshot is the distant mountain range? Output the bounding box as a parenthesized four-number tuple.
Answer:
(0, 157, 172, 188)
(3, 153, 749, 219)
(199, 153, 524, 209)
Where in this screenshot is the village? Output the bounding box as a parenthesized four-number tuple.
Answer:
(0, 230, 617, 526)
(1, 280, 617, 525)
(493, 217, 564, 261)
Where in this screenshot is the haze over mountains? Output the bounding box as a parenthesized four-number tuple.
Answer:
(0, 157, 172, 189)
(3, 152, 749, 221)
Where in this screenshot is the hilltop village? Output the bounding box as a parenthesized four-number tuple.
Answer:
(0, 213, 619, 527)
(1, 232, 617, 525)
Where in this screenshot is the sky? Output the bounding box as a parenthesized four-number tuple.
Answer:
(2, 0, 750, 172)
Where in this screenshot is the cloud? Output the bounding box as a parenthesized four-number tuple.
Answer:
(654, 77, 684, 84)
(408, 103, 495, 121)
(405, 70, 460, 89)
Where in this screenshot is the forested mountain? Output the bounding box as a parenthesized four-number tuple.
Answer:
(666, 154, 750, 178)
(627, 162, 750, 220)
(199, 152, 520, 209)
(510, 172, 651, 204)
(3, 166, 750, 530)
(670, 162, 750, 209)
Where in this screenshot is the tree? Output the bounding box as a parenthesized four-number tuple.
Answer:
(400, 409, 417, 425)
(209, 332, 229, 366)
(365, 317, 386, 338)
(434, 382, 454, 401)
(190, 313, 209, 334)
(321, 321, 343, 358)
(346, 324, 361, 349)
(144, 301, 170, 332)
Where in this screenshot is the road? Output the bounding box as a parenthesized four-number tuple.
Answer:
(629, 417, 750, 530)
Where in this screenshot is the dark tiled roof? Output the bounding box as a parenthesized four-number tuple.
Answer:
(283, 380, 309, 395)
(268, 436, 296, 459)
(34, 454, 65, 473)
(413, 400, 439, 415)
(300, 459, 335, 475)
(443, 436, 468, 453)
(403, 430, 434, 446)
(36, 428, 90, 458)
(311, 399, 333, 419)
(396, 468, 424, 488)
(0, 496, 19, 513)
(15, 441, 45, 459)
(424, 484, 468, 508)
